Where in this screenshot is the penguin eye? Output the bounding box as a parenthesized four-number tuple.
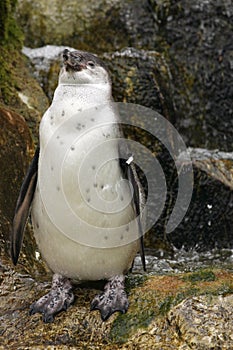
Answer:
(87, 61, 95, 68)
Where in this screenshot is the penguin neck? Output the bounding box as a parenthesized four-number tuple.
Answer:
(53, 83, 112, 109)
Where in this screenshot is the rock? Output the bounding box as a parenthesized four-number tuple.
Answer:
(0, 0, 49, 272)
(0, 0, 23, 47)
(0, 106, 48, 275)
(1, 269, 232, 348)
(150, 0, 233, 151)
(0, 0, 49, 144)
(0, 106, 33, 243)
(148, 148, 233, 251)
(17, 0, 233, 151)
(0, 46, 49, 143)
(104, 48, 175, 122)
(168, 295, 233, 349)
(172, 148, 233, 250)
(16, 0, 156, 52)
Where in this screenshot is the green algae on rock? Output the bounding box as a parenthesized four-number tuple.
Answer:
(16, 0, 157, 53)
(0, 0, 49, 275)
(0, 0, 23, 48)
(1, 268, 232, 349)
(0, 47, 49, 143)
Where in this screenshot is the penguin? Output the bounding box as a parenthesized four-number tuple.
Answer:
(11, 49, 146, 323)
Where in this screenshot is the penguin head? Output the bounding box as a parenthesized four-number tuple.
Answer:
(59, 49, 111, 86)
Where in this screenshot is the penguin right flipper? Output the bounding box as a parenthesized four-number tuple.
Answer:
(125, 161, 146, 272)
(11, 147, 39, 265)
(119, 147, 146, 272)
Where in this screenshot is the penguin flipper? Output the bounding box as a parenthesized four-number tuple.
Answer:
(11, 147, 39, 265)
(126, 161, 146, 272)
(119, 149, 146, 272)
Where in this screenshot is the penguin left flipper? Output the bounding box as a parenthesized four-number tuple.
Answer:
(10, 147, 39, 265)
(90, 275, 128, 321)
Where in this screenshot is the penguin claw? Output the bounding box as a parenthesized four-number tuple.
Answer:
(29, 274, 74, 323)
(90, 275, 129, 321)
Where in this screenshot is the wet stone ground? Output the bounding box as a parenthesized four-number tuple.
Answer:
(0, 248, 233, 349)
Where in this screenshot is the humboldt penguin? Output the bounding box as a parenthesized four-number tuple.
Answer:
(11, 49, 146, 322)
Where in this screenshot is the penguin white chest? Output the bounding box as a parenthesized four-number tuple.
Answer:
(31, 85, 139, 280)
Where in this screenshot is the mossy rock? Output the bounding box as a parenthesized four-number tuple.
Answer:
(0, 46, 49, 143)
(1, 268, 232, 348)
(16, 0, 157, 53)
(16, 0, 233, 152)
(0, 106, 49, 276)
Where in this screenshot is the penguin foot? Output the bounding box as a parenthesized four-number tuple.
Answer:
(90, 275, 128, 321)
(30, 274, 74, 323)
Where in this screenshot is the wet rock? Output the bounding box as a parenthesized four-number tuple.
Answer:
(110, 270, 233, 348)
(0, 0, 23, 48)
(16, 0, 156, 52)
(0, 3, 49, 143)
(149, 148, 233, 251)
(168, 295, 233, 349)
(0, 106, 47, 274)
(0, 46, 49, 142)
(17, 0, 233, 151)
(0, 106, 33, 245)
(104, 48, 175, 122)
(1, 268, 232, 348)
(174, 148, 233, 250)
(0, 0, 49, 272)
(150, 0, 233, 151)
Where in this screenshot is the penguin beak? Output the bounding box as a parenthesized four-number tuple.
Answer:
(63, 49, 86, 72)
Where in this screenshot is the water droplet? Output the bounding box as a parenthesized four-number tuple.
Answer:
(35, 251, 40, 260)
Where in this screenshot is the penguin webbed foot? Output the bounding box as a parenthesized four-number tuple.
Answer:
(30, 274, 74, 323)
(90, 275, 128, 321)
